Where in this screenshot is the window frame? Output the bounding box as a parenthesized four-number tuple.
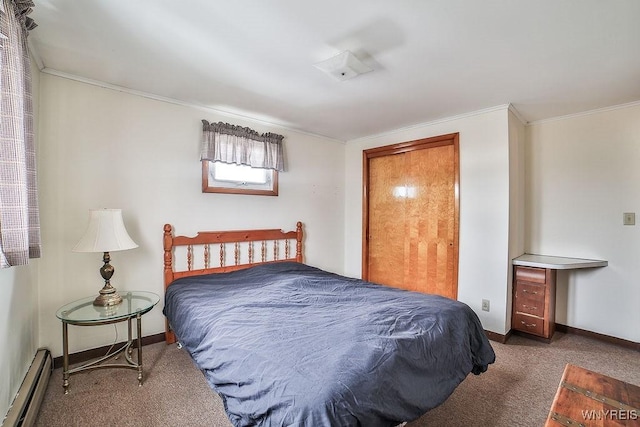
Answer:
(202, 161, 279, 196)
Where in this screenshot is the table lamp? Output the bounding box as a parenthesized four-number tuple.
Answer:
(73, 209, 138, 306)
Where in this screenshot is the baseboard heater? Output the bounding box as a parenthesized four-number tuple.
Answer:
(3, 348, 52, 427)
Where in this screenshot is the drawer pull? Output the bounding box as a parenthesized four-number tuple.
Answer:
(521, 320, 537, 328)
(522, 304, 537, 311)
(522, 289, 538, 295)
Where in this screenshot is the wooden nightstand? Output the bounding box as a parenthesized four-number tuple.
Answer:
(55, 291, 159, 394)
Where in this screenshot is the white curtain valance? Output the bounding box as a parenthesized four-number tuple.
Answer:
(200, 120, 285, 172)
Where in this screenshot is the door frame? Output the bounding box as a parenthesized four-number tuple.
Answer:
(362, 133, 460, 293)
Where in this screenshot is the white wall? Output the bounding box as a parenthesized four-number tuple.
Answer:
(526, 104, 640, 343)
(507, 110, 526, 328)
(344, 107, 512, 335)
(0, 265, 39, 420)
(37, 73, 345, 357)
(0, 58, 41, 421)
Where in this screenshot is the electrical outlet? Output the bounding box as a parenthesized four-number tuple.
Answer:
(481, 299, 490, 312)
(623, 212, 635, 225)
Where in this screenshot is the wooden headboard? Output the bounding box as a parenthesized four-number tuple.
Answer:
(162, 222, 304, 343)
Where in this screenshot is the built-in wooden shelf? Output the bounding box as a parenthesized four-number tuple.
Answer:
(511, 254, 607, 342)
(513, 254, 608, 270)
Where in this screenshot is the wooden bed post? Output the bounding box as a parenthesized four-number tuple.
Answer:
(296, 221, 303, 263)
(163, 224, 177, 344)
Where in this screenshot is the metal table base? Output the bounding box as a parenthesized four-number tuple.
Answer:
(62, 312, 144, 394)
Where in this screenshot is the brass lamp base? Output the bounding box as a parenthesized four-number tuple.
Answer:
(93, 287, 123, 306)
(93, 251, 123, 306)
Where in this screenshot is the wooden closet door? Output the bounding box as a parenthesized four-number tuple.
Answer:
(403, 145, 456, 297)
(363, 134, 459, 299)
(367, 153, 406, 289)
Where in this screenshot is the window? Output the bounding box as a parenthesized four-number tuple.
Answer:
(213, 162, 267, 184)
(202, 161, 278, 196)
(200, 120, 284, 196)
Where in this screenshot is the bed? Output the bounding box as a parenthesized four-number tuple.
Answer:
(162, 222, 495, 426)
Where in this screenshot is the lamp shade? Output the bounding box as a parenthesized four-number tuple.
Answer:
(73, 209, 138, 253)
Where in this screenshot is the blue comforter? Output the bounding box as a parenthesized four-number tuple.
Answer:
(164, 262, 495, 426)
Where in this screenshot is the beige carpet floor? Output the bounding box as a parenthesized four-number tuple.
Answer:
(35, 333, 639, 427)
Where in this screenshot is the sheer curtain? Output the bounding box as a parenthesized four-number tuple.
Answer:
(0, 0, 40, 268)
(200, 120, 285, 171)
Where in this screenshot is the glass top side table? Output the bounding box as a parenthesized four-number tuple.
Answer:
(56, 291, 160, 394)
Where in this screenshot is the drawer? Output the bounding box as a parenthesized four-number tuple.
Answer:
(513, 313, 545, 337)
(515, 281, 545, 301)
(515, 266, 546, 284)
(514, 292, 545, 317)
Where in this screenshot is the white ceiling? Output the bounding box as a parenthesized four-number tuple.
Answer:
(30, 0, 640, 141)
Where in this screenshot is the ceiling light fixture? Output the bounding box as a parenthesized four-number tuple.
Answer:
(314, 50, 373, 81)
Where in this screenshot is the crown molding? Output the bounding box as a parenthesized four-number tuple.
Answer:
(507, 104, 527, 125)
(348, 104, 511, 144)
(28, 38, 44, 71)
(39, 68, 346, 144)
(528, 100, 640, 126)
(33, 66, 640, 140)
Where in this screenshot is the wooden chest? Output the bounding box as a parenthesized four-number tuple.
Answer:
(545, 364, 640, 426)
